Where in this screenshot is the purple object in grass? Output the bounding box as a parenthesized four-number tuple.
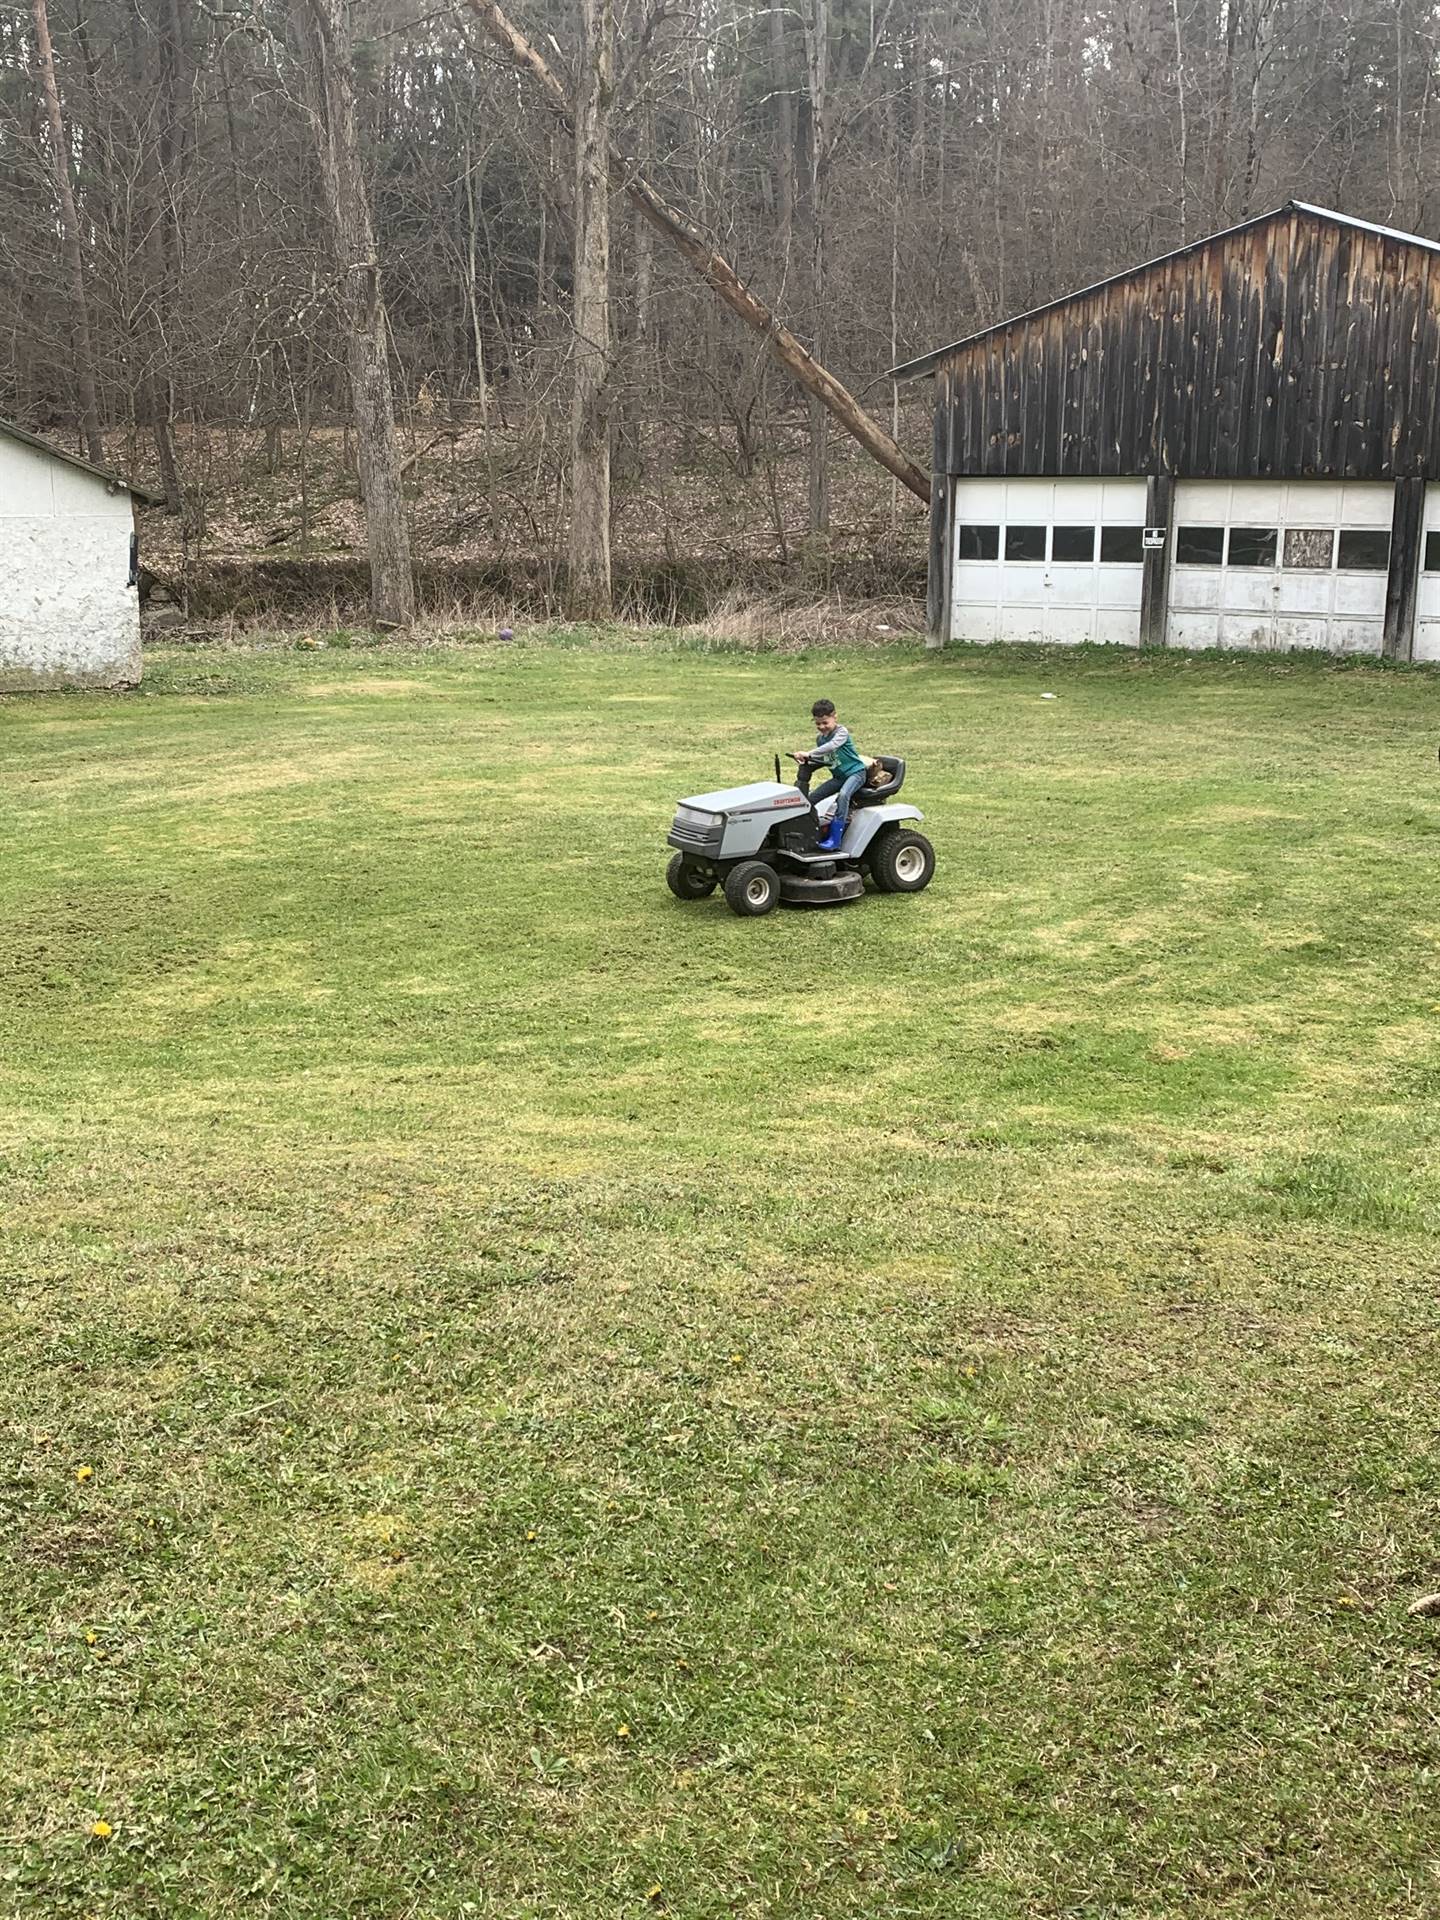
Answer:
(498, 625, 515, 642)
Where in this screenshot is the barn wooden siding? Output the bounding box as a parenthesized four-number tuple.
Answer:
(937, 208, 1440, 481)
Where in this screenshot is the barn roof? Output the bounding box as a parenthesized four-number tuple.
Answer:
(889, 201, 1440, 381)
(0, 418, 164, 505)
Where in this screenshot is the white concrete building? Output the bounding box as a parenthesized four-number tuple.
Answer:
(0, 421, 153, 691)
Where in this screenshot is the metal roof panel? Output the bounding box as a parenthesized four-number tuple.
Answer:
(889, 201, 1440, 380)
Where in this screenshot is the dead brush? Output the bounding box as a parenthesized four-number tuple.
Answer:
(685, 591, 925, 651)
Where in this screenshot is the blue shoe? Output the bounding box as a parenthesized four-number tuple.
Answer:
(818, 816, 845, 852)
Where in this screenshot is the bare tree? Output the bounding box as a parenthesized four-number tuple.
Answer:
(288, 0, 415, 627)
(802, 0, 831, 537)
(569, 0, 614, 617)
(30, 0, 104, 464)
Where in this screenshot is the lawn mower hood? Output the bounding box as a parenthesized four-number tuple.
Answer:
(668, 781, 811, 860)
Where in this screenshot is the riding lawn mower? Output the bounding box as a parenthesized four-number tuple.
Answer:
(664, 753, 935, 916)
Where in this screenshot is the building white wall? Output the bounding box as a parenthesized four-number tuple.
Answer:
(0, 434, 141, 690)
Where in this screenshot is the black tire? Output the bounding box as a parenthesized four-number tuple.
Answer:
(865, 828, 897, 893)
(723, 860, 781, 917)
(666, 852, 717, 900)
(868, 828, 935, 894)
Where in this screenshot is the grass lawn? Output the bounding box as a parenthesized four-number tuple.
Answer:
(3, 633, 1439, 1919)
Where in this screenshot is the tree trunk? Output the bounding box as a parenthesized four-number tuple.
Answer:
(568, 0, 613, 618)
(629, 97, 657, 464)
(135, 0, 184, 514)
(462, 132, 490, 411)
(633, 100, 655, 355)
(634, 200, 653, 356)
(1242, 2, 1270, 217)
(31, 0, 104, 464)
(537, 130, 551, 311)
(290, 0, 415, 628)
(889, 91, 902, 536)
(146, 373, 183, 512)
(1213, 0, 1241, 220)
(1171, 0, 1189, 243)
(768, 1, 795, 254)
(803, 0, 830, 538)
(463, 0, 929, 506)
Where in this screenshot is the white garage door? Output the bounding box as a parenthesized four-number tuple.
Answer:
(1167, 481, 1393, 655)
(951, 478, 1148, 646)
(1411, 493, 1440, 662)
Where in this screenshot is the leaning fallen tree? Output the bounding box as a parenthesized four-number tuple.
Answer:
(460, 0, 931, 507)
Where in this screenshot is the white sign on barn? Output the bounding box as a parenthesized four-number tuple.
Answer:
(0, 421, 151, 691)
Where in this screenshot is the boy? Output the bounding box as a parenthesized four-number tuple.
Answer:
(794, 698, 867, 851)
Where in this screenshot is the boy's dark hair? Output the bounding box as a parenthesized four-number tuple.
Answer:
(811, 698, 836, 719)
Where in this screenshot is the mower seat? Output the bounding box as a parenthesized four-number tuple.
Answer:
(851, 755, 905, 806)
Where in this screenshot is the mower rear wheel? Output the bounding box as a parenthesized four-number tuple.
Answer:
(666, 852, 717, 900)
(869, 828, 935, 894)
(723, 860, 781, 917)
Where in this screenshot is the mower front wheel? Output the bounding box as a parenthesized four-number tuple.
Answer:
(666, 852, 717, 900)
(723, 860, 781, 917)
(869, 828, 935, 894)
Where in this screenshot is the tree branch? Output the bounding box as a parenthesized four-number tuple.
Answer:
(455, 0, 930, 503)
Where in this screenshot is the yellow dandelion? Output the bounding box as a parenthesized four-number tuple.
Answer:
(646, 1886, 663, 1902)
(617, 1723, 631, 1739)
(90, 1820, 112, 1840)
(84, 1630, 98, 1646)
(525, 1529, 537, 1542)
(74, 1465, 93, 1483)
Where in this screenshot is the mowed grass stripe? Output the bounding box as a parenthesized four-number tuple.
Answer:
(1, 636, 1437, 1917)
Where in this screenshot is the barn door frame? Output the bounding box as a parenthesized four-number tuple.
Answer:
(927, 472, 953, 648)
(1138, 473, 1174, 648)
(1384, 477, 1424, 662)
(927, 387, 954, 648)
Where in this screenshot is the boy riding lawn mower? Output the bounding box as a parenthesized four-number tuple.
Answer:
(665, 754, 935, 916)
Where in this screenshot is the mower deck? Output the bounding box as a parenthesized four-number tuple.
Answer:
(779, 869, 864, 907)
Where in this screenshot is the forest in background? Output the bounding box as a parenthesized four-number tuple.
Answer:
(3, 0, 1440, 621)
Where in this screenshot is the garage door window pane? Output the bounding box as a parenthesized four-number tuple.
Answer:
(1337, 529, 1391, 571)
(1176, 526, 1224, 565)
(1425, 532, 1440, 572)
(1051, 525, 1095, 562)
(1099, 526, 1144, 564)
(1004, 524, 1046, 562)
(1283, 528, 1335, 569)
(958, 524, 999, 561)
(1227, 527, 1278, 567)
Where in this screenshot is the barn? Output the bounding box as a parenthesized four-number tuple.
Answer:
(895, 202, 1440, 662)
(0, 420, 153, 691)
